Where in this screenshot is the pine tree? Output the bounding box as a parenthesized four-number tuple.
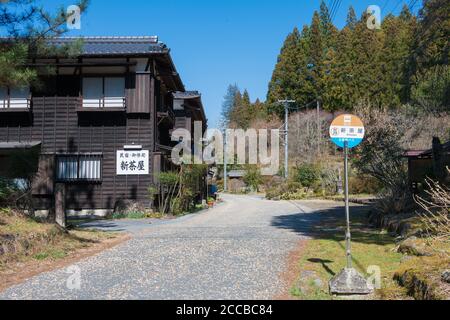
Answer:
(0, 0, 89, 87)
(378, 6, 417, 106)
(220, 84, 240, 129)
(346, 6, 357, 30)
(267, 27, 303, 116)
(307, 11, 324, 100)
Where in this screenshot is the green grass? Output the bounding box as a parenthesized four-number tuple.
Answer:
(0, 209, 118, 270)
(110, 211, 147, 220)
(290, 206, 408, 300)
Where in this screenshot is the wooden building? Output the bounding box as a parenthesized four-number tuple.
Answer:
(404, 137, 450, 192)
(0, 36, 207, 217)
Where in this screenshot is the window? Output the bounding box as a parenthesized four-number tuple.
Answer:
(82, 77, 125, 108)
(0, 86, 30, 109)
(173, 99, 184, 111)
(56, 155, 102, 182)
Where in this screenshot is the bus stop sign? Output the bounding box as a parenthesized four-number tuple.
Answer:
(329, 114, 365, 149)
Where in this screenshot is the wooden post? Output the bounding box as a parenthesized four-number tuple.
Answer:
(55, 183, 66, 228)
(432, 137, 444, 181)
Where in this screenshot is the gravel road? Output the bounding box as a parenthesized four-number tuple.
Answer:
(1, 194, 321, 300)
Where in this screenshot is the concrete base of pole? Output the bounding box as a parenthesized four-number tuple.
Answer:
(329, 268, 373, 295)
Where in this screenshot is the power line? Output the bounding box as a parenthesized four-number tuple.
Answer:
(389, 0, 404, 16)
(328, 0, 337, 22)
(408, 0, 419, 12)
(331, 0, 342, 23)
(381, 0, 390, 12)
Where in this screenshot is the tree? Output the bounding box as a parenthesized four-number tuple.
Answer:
(263, 1, 447, 117)
(346, 6, 357, 30)
(220, 84, 240, 129)
(267, 26, 303, 116)
(0, 1, 89, 224)
(0, 0, 89, 88)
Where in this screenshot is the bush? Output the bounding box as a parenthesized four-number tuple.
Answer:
(294, 163, 320, 189)
(348, 175, 382, 195)
(111, 211, 147, 220)
(266, 181, 302, 200)
(243, 166, 263, 192)
(0, 178, 18, 206)
(415, 172, 450, 239)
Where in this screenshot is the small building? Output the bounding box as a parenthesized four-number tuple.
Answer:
(226, 170, 247, 194)
(404, 137, 450, 191)
(0, 36, 207, 217)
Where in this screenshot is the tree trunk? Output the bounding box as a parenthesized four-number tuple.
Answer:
(54, 183, 66, 228)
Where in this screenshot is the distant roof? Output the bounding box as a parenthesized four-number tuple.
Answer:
(228, 170, 246, 178)
(48, 36, 168, 56)
(404, 141, 450, 158)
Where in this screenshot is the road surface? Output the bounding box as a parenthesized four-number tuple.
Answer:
(1, 194, 326, 300)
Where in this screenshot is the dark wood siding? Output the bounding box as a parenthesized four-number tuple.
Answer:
(0, 73, 157, 210)
(126, 73, 151, 114)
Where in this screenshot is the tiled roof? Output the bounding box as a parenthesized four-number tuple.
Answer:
(404, 141, 450, 158)
(48, 36, 168, 56)
(172, 91, 201, 99)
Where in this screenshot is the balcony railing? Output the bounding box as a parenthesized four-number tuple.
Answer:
(0, 98, 31, 111)
(80, 97, 126, 111)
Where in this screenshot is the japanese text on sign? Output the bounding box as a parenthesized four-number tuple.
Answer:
(116, 150, 149, 175)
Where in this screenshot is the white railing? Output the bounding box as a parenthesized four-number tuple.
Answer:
(82, 97, 126, 109)
(0, 98, 31, 109)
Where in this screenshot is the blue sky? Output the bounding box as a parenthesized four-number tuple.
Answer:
(42, 0, 420, 127)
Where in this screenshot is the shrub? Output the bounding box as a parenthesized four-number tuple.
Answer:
(150, 165, 207, 215)
(0, 178, 18, 206)
(266, 181, 302, 200)
(415, 171, 450, 239)
(243, 166, 263, 192)
(348, 175, 382, 195)
(294, 163, 320, 189)
(111, 211, 147, 220)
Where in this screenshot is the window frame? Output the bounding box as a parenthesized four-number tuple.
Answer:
(81, 75, 126, 109)
(55, 154, 103, 183)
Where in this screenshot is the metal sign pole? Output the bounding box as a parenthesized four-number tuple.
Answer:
(344, 141, 352, 269)
(329, 114, 372, 295)
(284, 102, 289, 179)
(224, 129, 228, 192)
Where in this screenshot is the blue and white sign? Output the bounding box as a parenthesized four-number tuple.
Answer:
(329, 114, 365, 149)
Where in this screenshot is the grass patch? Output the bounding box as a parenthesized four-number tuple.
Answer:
(109, 210, 171, 220)
(290, 204, 408, 300)
(0, 209, 118, 272)
(394, 239, 449, 300)
(110, 211, 148, 220)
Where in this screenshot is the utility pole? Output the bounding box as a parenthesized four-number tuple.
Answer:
(224, 129, 228, 192)
(278, 99, 295, 179)
(317, 99, 321, 156)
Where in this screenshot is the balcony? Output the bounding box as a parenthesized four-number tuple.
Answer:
(77, 97, 126, 112)
(0, 98, 31, 112)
